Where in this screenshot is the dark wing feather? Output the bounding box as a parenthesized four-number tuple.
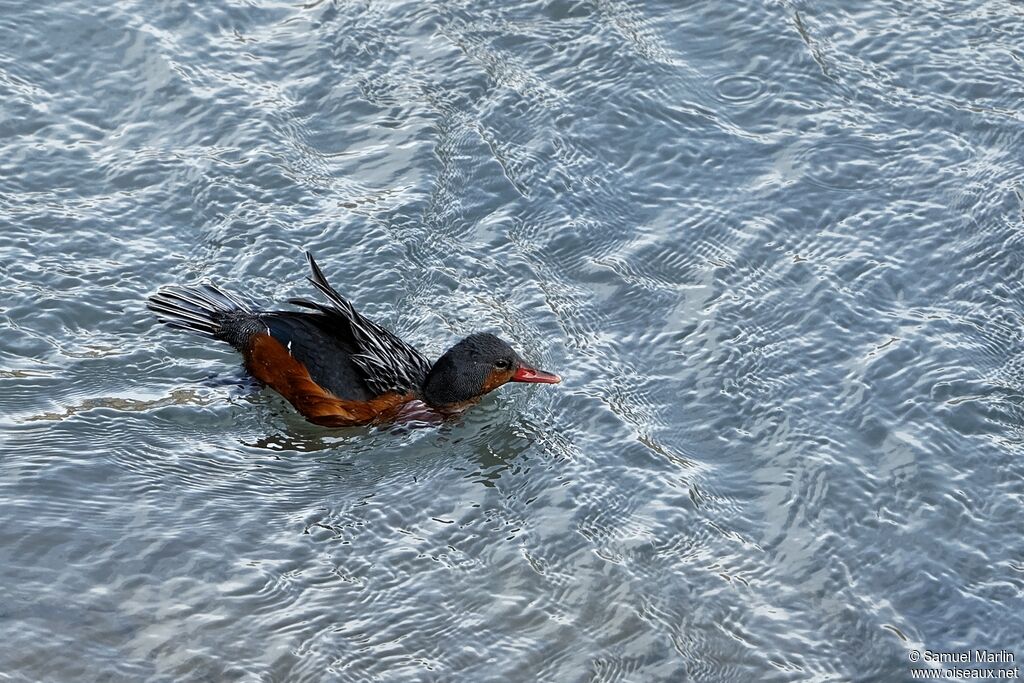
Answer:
(293, 252, 431, 395)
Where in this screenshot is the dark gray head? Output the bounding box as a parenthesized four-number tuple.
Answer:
(420, 332, 560, 411)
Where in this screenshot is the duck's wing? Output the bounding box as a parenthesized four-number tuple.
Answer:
(286, 251, 431, 396)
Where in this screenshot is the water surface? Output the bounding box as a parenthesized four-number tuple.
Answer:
(2, 0, 1024, 680)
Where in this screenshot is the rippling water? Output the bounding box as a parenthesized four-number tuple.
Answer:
(3, 0, 1024, 680)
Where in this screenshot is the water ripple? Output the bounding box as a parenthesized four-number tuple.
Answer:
(2, 0, 1024, 680)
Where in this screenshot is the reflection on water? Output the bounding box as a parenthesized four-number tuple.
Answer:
(2, 0, 1024, 680)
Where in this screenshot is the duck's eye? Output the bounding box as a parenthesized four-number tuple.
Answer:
(494, 358, 512, 370)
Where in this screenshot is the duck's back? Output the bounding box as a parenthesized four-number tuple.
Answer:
(147, 254, 432, 426)
(256, 313, 374, 402)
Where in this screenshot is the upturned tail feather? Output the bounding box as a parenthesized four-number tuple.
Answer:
(147, 283, 253, 341)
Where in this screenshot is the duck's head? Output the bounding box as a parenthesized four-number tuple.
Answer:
(420, 333, 560, 412)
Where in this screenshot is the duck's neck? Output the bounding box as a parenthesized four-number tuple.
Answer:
(419, 358, 481, 413)
(420, 363, 455, 412)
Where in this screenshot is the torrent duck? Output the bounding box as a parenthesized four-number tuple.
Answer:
(147, 252, 560, 426)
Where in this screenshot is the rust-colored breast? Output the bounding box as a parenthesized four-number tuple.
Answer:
(243, 333, 414, 427)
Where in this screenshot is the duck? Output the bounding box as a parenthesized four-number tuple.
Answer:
(146, 252, 560, 427)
